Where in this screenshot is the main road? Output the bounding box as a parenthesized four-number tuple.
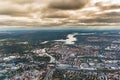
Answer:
(42, 48, 55, 63)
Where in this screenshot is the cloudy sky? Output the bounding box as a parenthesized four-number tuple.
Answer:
(0, 0, 120, 30)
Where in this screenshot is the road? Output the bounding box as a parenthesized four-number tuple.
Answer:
(42, 49, 55, 63)
(44, 69, 54, 80)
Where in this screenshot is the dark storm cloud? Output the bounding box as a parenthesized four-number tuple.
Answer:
(48, 0, 89, 10)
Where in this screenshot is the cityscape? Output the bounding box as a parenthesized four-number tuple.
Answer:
(0, 0, 120, 80)
(0, 30, 119, 80)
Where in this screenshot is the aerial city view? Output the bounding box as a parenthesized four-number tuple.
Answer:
(0, 30, 119, 80)
(0, 0, 120, 80)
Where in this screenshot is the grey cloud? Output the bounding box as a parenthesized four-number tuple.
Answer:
(42, 10, 70, 18)
(0, 20, 36, 26)
(102, 12, 120, 17)
(0, 19, 65, 27)
(80, 12, 120, 24)
(48, 0, 89, 10)
(95, 2, 120, 10)
(0, 1, 30, 17)
(81, 17, 120, 23)
(101, 5, 120, 10)
(45, 14, 69, 18)
(0, 0, 120, 29)
(6, 0, 34, 4)
(0, 9, 29, 17)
